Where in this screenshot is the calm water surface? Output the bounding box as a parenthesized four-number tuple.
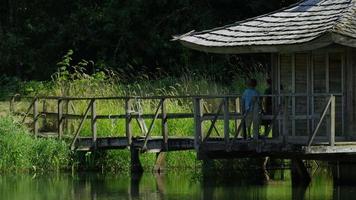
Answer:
(0, 169, 355, 200)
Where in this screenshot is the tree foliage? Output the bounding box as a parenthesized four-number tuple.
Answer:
(0, 0, 298, 80)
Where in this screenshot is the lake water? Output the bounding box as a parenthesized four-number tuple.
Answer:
(0, 169, 355, 200)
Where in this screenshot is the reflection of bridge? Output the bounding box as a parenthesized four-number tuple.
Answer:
(10, 94, 356, 183)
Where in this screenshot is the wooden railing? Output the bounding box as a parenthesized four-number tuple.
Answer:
(10, 94, 340, 151)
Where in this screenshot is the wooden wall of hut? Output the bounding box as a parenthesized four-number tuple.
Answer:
(271, 45, 354, 141)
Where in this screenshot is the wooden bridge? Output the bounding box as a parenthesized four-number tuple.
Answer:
(10, 94, 356, 176)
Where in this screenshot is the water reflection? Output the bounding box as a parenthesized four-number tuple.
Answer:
(0, 169, 353, 200)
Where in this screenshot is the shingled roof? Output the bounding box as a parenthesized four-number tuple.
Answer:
(174, 0, 356, 54)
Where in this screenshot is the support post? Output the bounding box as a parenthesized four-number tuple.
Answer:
(330, 95, 335, 146)
(33, 98, 39, 137)
(58, 99, 64, 139)
(161, 99, 168, 151)
(224, 97, 230, 147)
(125, 98, 133, 146)
(194, 98, 203, 152)
(283, 96, 289, 145)
(153, 152, 165, 173)
(91, 99, 97, 147)
(291, 159, 311, 186)
(131, 147, 143, 173)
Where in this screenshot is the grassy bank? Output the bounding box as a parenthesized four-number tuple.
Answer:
(1, 55, 268, 172)
(0, 116, 70, 172)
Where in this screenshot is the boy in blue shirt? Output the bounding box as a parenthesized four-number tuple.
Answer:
(242, 79, 260, 138)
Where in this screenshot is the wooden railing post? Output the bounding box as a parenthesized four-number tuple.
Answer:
(161, 98, 168, 151)
(42, 99, 47, 129)
(194, 98, 203, 151)
(252, 98, 260, 141)
(9, 95, 17, 114)
(283, 96, 289, 145)
(234, 97, 241, 137)
(58, 99, 64, 139)
(33, 97, 39, 137)
(125, 98, 132, 146)
(91, 99, 97, 146)
(224, 97, 230, 147)
(330, 95, 335, 146)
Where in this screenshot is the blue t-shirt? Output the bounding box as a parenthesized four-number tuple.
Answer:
(242, 88, 260, 113)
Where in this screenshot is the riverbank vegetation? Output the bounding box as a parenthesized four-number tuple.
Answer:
(0, 51, 271, 173)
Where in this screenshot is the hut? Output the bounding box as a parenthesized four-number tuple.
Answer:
(175, 0, 356, 142)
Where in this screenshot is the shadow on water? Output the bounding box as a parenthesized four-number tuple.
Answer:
(0, 167, 356, 200)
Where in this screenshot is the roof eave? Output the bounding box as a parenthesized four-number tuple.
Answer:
(332, 32, 356, 48)
(179, 33, 335, 54)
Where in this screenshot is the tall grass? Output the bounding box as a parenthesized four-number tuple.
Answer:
(0, 116, 70, 172)
(8, 52, 268, 172)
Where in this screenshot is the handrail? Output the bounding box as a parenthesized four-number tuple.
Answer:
(9, 93, 344, 101)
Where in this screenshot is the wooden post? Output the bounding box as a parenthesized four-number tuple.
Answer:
(91, 99, 97, 147)
(161, 98, 168, 151)
(153, 152, 166, 173)
(125, 98, 133, 145)
(253, 98, 260, 141)
(194, 98, 203, 152)
(33, 98, 39, 137)
(224, 97, 230, 147)
(330, 95, 335, 146)
(235, 97, 240, 136)
(291, 159, 311, 186)
(58, 99, 64, 139)
(42, 99, 47, 130)
(10, 95, 16, 113)
(283, 96, 289, 145)
(131, 147, 143, 173)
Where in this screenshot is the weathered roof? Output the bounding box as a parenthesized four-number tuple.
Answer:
(174, 0, 356, 54)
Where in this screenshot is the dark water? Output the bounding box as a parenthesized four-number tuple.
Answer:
(0, 169, 355, 200)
